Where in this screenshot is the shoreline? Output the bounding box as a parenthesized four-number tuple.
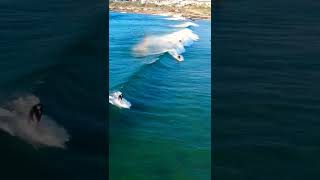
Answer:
(109, 2, 211, 21)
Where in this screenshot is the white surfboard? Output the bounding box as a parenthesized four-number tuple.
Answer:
(109, 91, 131, 109)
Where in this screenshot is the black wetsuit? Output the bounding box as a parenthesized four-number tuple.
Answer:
(29, 103, 43, 123)
(119, 94, 123, 101)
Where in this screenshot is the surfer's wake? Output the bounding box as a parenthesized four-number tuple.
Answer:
(0, 95, 70, 149)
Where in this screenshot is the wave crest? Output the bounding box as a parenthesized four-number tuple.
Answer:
(164, 15, 186, 21)
(170, 22, 199, 28)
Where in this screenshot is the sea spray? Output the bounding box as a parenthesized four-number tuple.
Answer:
(132, 28, 199, 58)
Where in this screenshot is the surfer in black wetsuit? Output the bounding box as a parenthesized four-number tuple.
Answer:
(29, 103, 43, 123)
(118, 94, 123, 101)
(177, 55, 181, 60)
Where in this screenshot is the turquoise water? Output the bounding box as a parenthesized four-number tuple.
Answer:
(109, 12, 211, 179)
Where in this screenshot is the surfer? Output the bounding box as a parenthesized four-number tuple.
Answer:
(177, 55, 182, 61)
(118, 94, 123, 101)
(109, 91, 131, 109)
(29, 103, 43, 123)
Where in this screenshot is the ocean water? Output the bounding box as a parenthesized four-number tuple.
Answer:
(109, 12, 211, 179)
(213, 0, 320, 179)
(0, 0, 107, 179)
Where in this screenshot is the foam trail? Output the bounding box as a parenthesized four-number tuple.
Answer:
(0, 95, 70, 149)
(132, 28, 199, 59)
(170, 22, 199, 28)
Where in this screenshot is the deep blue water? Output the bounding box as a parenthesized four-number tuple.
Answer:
(109, 12, 211, 179)
(213, 0, 320, 179)
(0, 0, 107, 179)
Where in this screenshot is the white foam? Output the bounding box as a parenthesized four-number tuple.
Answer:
(168, 50, 184, 61)
(109, 91, 131, 109)
(165, 17, 186, 21)
(165, 14, 186, 21)
(132, 28, 199, 60)
(170, 22, 199, 28)
(0, 95, 70, 149)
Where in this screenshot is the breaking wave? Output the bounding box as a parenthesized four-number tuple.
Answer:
(170, 22, 199, 28)
(164, 15, 186, 21)
(132, 28, 199, 59)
